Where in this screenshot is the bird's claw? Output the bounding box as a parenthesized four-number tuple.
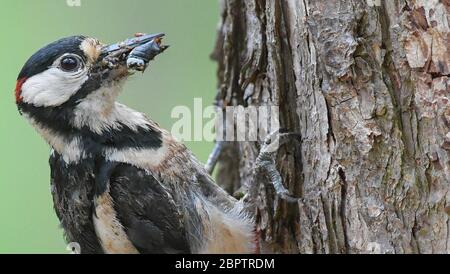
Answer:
(256, 129, 301, 203)
(205, 141, 225, 175)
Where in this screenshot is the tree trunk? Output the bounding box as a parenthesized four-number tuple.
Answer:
(212, 0, 450, 254)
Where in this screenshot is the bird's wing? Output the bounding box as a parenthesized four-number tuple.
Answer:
(108, 163, 191, 254)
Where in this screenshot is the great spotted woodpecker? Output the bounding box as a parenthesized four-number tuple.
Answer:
(15, 34, 256, 254)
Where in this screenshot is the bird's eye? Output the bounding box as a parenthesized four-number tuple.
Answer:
(60, 56, 80, 72)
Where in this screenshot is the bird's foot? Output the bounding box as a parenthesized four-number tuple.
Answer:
(205, 141, 225, 175)
(255, 129, 301, 203)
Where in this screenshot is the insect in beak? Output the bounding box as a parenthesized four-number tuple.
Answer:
(100, 33, 169, 72)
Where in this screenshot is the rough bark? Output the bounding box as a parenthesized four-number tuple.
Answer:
(212, 0, 450, 254)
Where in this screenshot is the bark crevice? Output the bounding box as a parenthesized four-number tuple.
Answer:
(213, 0, 450, 254)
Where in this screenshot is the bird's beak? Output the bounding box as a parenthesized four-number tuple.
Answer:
(99, 33, 169, 72)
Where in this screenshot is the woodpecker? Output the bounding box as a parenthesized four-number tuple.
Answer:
(16, 34, 255, 254)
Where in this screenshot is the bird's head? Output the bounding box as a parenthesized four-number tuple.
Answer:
(15, 34, 167, 145)
(16, 33, 167, 108)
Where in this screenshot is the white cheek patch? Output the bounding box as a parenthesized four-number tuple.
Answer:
(21, 67, 88, 107)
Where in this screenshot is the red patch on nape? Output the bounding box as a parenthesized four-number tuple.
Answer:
(15, 78, 27, 104)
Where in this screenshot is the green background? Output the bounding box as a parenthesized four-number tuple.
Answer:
(0, 0, 219, 253)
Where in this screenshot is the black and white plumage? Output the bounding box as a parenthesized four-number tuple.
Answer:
(16, 34, 255, 254)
